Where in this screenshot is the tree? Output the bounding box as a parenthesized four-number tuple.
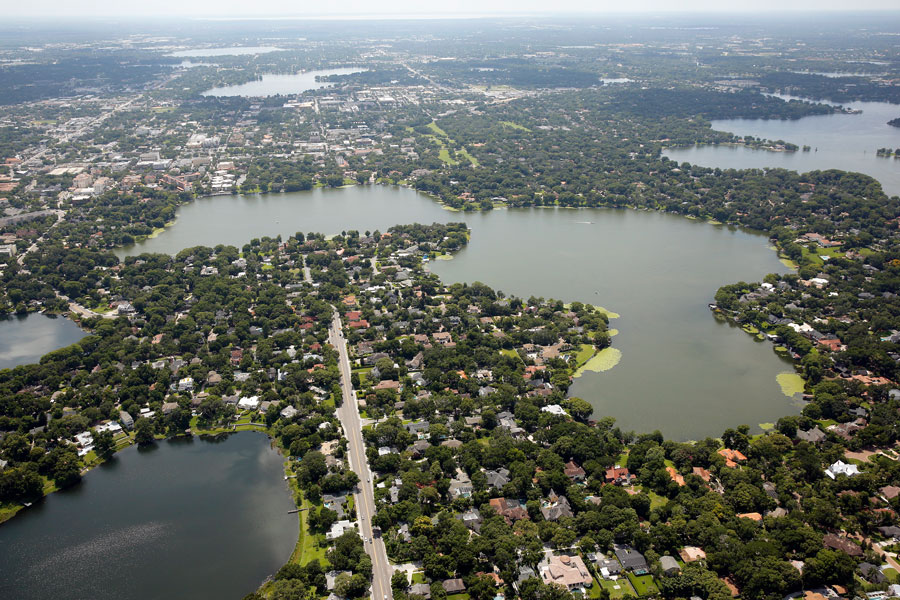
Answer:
(565, 397, 593, 423)
(51, 448, 82, 488)
(392, 570, 409, 593)
(135, 417, 155, 445)
(92, 430, 116, 460)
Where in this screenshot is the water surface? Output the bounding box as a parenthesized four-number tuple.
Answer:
(168, 46, 282, 57)
(0, 433, 297, 600)
(202, 68, 365, 97)
(0, 313, 87, 371)
(664, 98, 900, 196)
(119, 186, 797, 439)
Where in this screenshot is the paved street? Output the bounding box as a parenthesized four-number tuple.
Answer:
(329, 311, 393, 600)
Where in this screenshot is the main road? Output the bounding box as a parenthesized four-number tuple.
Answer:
(328, 310, 393, 600)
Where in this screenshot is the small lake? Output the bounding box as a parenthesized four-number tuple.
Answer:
(0, 313, 87, 371)
(118, 186, 799, 440)
(167, 46, 283, 57)
(664, 97, 900, 197)
(0, 433, 297, 600)
(202, 68, 365, 97)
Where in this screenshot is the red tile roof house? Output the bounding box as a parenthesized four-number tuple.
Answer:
(605, 467, 632, 485)
(718, 448, 747, 468)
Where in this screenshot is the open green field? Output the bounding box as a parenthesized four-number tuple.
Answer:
(592, 577, 635, 599)
(500, 121, 531, 131)
(427, 122, 448, 136)
(456, 148, 480, 166)
(627, 572, 659, 596)
(574, 343, 596, 367)
(411, 572, 427, 585)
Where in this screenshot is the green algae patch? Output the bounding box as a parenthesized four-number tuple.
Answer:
(609, 328, 619, 337)
(563, 303, 620, 319)
(434, 254, 454, 261)
(776, 372, 805, 397)
(780, 257, 799, 269)
(596, 306, 621, 319)
(574, 348, 622, 377)
(758, 422, 775, 431)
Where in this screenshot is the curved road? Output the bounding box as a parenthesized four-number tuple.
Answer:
(329, 311, 393, 600)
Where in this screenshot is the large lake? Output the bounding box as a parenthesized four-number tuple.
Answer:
(0, 314, 87, 371)
(0, 433, 297, 600)
(167, 46, 283, 57)
(202, 68, 365, 97)
(118, 186, 797, 440)
(664, 98, 900, 197)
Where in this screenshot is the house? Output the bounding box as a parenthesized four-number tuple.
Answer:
(880, 486, 900, 501)
(822, 533, 863, 556)
(238, 396, 260, 410)
(796, 427, 826, 444)
(877, 525, 900, 540)
(281, 406, 299, 419)
(692, 467, 712, 483)
(326, 520, 356, 540)
(442, 579, 466, 594)
(119, 410, 134, 430)
(679, 547, 706, 563)
(660, 556, 680, 576)
(449, 476, 473, 499)
(564, 460, 586, 482)
(541, 494, 574, 521)
(161, 401, 179, 415)
(489, 498, 529, 524)
(410, 440, 432, 457)
(614, 545, 649, 574)
(541, 555, 592, 591)
(605, 466, 633, 485)
(485, 467, 510, 489)
(541, 404, 566, 417)
(323, 494, 348, 519)
(737, 512, 762, 522)
(594, 556, 622, 579)
(718, 448, 747, 468)
(859, 562, 887, 584)
(666, 466, 686, 486)
(461, 509, 483, 533)
(825, 460, 860, 479)
(409, 583, 432, 599)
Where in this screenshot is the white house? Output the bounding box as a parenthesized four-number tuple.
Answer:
(238, 395, 260, 410)
(326, 520, 357, 540)
(541, 404, 567, 416)
(825, 460, 860, 479)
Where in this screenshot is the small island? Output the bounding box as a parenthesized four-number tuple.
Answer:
(888, 117, 900, 128)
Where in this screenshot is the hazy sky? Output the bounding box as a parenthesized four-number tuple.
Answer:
(6, 0, 900, 18)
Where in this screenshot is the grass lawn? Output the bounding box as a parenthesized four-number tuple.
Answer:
(427, 122, 448, 137)
(500, 120, 531, 131)
(457, 148, 480, 166)
(646, 490, 668, 510)
(627, 573, 659, 597)
(411, 572, 427, 585)
(883, 567, 899, 584)
(575, 344, 596, 367)
(593, 577, 635, 599)
(289, 492, 330, 567)
(500, 348, 521, 361)
(437, 147, 458, 166)
(446, 594, 470, 600)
